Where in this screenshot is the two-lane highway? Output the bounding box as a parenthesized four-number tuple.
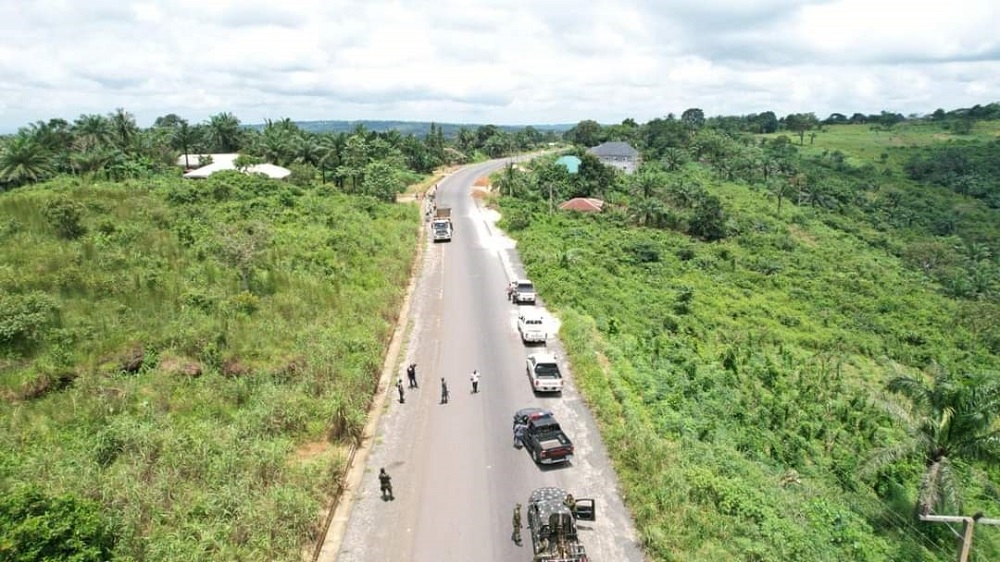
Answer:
(324, 158, 645, 561)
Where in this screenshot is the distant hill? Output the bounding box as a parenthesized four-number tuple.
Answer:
(247, 120, 575, 136)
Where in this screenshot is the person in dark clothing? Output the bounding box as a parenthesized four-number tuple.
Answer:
(396, 378, 405, 404)
(440, 377, 449, 404)
(379, 468, 393, 501)
(407, 363, 418, 388)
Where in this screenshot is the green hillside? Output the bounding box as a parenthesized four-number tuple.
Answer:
(495, 119, 1000, 561)
(0, 173, 419, 560)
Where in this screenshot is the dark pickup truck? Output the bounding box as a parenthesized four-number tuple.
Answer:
(520, 415, 574, 465)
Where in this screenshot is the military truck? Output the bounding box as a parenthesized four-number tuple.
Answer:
(431, 207, 453, 242)
(526, 487, 595, 562)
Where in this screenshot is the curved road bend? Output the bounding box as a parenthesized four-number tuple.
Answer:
(326, 158, 645, 562)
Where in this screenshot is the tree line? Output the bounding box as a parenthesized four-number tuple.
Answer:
(0, 109, 558, 192)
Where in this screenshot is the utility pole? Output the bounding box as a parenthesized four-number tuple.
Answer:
(919, 513, 1000, 562)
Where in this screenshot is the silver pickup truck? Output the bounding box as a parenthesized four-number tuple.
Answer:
(511, 280, 536, 304)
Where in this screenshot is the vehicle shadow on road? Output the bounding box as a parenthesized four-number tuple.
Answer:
(534, 461, 573, 473)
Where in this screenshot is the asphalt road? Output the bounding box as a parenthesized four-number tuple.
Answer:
(326, 158, 645, 562)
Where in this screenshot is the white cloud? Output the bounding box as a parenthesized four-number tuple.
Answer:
(0, 0, 997, 131)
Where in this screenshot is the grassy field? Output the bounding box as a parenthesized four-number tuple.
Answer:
(0, 172, 421, 560)
(765, 120, 1000, 171)
(497, 124, 1000, 561)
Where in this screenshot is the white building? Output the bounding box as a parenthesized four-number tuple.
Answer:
(178, 153, 291, 180)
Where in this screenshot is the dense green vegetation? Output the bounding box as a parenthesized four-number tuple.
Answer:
(497, 110, 1000, 560)
(0, 109, 561, 559)
(0, 173, 420, 559)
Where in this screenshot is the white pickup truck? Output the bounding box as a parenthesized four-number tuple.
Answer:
(511, 280, 537, 305)
(517, 312, 547, 344)
(526, 352, 563, 394)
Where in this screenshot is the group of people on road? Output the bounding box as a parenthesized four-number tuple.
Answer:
(379, 364, 486, 500)
(395, 363, 419, 404)
(392, 362, 484, 406)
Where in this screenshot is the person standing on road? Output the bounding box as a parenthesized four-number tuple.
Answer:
(511, 503, 523, 545)
(564, 493, 576, 518)
(379, 468, 394, 501)
(407, 363, 418, 388)
(470, 369, 480, 393)
(396, 378, 405, 404)
(513, 422, 526, 448)
(440, 377, 449, 404)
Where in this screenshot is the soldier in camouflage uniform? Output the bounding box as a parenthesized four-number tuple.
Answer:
(379, 468, 393, 501)
(511, 503, 522, 545)
(564, 493, 576, 518)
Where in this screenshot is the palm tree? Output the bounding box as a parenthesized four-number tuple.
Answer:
(108, 107, 138, 152)
(72, 113, 113, 152)
(258, 127, 293, 166)
(628, 196, 667, 228)
(660, 147, 688, 171)
(25, 119, 73, 154)
(494, 163, 520, 197)
(316, 134, 341, 184)
(293, 133, 323, 168)
(206, 112, 243, 153)
(766, 178, 795, 213)
(69, 146, 119, 178)
(863, 368, 1000, 516)
(171, 120, 202, 169)
(0, 136, 53, 187)
(628, 167, 667, 199)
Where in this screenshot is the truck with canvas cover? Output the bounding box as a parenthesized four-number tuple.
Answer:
(526, 487, 595, 562)
(431, 206, 453, 242)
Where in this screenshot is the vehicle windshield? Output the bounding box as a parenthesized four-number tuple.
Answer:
(534, 363, 560, 378)
(517, 283, 534, 292)
(433, 223, 449, 230)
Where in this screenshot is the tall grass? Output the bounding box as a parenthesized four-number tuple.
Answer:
(0, 173, 420, 560)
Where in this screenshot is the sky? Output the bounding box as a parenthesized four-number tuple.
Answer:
(0, 0, 998, 132)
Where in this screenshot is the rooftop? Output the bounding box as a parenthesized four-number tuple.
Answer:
(587, 141, 638, 158)
(179, 153, 291, 180)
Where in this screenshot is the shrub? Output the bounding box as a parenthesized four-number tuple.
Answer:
(287, 163, 317, 187)
(0, 485, 117, 561)
(42, 197, 87, 239)
(0, 291, 60, 349)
